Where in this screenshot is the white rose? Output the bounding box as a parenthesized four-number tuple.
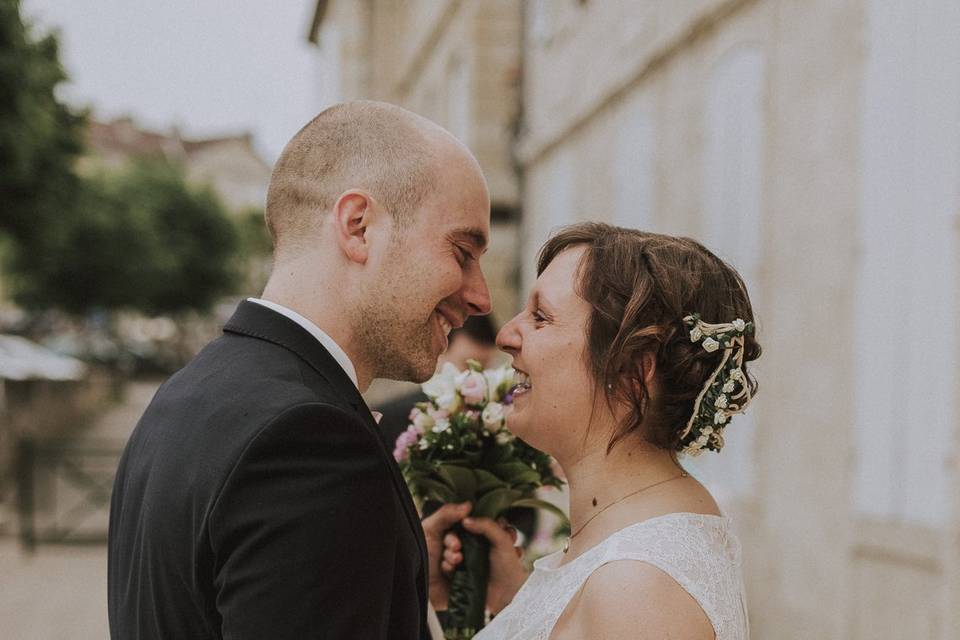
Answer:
(484, 367, 513, 401)
(435, 392, 462, 414)
(715, 394, 728, 409)
(422, 362, 460, 401)
(689, 326, 703, 342)
(432, 418, 451, 434)
(412, 411, 434, 431)
(722, 379, 736, 393)
(732, 318, 746, 332)
(702, 337, 720, 353)
(454, 368, 471, 387)
(481, 401, 506, 432)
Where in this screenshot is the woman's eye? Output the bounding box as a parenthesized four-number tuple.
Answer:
(532, 310, 546, 323)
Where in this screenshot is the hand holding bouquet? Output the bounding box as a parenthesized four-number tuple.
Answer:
(394, 360, 566, 638)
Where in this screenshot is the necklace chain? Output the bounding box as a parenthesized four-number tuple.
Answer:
(563, 471, 689, 553)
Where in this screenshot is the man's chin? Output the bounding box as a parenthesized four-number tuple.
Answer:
(379, 350, 438, 384)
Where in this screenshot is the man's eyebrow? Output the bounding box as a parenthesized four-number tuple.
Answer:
(451, 228, 489, 254)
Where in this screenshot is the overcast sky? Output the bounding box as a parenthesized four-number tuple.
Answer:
(22, 0, 340, 162)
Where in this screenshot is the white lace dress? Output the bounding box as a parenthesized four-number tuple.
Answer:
(475, 512, 748, 639)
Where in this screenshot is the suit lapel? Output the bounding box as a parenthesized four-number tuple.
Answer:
(223, 301, 430, 588)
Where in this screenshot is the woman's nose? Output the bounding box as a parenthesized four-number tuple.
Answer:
(496, 314, 522, 355)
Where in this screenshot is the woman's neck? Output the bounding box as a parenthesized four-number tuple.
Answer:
(559, 438, 685, 544)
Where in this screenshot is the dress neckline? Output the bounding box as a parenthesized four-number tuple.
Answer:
(535, 511, 731, 573)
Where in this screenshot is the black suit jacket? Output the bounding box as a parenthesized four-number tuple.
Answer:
(108, 301, 430, 639)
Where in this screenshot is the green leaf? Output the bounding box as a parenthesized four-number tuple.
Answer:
(473, 469, 507, 494)
(473, 488, 522, 519)
(487, 444, 514, 464)
(412, 478, 457, 503)
(492, 462, 537, 483)
(436, 465, 477, 501)
(510, 498, 570, 527)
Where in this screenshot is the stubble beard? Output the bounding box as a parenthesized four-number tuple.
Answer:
(354, 250, 440, 384)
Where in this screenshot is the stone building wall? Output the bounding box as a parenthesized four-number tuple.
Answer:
(518, 1, 959, 638)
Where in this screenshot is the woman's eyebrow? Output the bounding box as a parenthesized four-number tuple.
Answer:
(533, 290, 555, 313)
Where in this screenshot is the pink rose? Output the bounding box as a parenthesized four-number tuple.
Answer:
(428, 407, 449, 421)
(393, 426, 422, 462)
(459, 372, 488, 406)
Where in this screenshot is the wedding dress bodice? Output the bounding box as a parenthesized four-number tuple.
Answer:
(476, 512, 748, 639)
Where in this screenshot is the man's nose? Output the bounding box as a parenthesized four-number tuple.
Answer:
(464, 265, 492, 316)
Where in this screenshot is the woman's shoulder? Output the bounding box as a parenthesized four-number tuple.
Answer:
(552, 558, 715, 640)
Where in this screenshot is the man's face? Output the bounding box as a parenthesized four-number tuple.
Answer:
(355, 149, 492, 383)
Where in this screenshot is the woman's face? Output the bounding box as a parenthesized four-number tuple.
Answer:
(496, 246, 600, 457)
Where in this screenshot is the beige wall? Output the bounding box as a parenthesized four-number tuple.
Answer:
(519, 0, 959, 638)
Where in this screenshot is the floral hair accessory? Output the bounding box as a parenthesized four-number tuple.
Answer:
(679, 314, 755, 456)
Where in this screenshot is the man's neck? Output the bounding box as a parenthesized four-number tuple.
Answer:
(258, 283, 372, 392)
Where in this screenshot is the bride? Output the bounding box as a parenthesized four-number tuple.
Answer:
(424, 222, 760, 639)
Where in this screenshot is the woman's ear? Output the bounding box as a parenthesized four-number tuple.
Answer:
(638, 351, 657, 386)
(331, 190, 375, 264)
(628, 351, 658, 401)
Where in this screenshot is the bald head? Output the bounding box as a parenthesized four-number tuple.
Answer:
(265, 101, 465, 255)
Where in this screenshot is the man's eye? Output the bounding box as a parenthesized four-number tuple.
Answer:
(532, 310, 546, 323)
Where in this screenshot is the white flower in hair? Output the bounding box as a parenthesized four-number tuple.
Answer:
(714, 410, 728, 424)
(684, 445, 705, 457)
(690, 326, 703, 342)
(729, 368, 744, 382)
(732, 318, 746, 332)
(715, 394, 728, 409)
(702, 337, 720, 352)
(722, 379, 736, 393)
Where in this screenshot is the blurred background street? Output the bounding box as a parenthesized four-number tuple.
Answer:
(1, 380, 158, 639)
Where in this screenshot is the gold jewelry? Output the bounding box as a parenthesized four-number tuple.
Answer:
(562, 471, 689, 553)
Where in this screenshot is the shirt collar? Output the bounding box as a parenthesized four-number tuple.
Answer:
(246, 297, 359, 389)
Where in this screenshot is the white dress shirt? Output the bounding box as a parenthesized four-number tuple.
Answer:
(246, 298, 359, 390)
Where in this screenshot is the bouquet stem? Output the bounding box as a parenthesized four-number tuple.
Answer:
(444, 525, 490, 637)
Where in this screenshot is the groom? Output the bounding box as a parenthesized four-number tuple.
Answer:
(108, 101, 490, 639)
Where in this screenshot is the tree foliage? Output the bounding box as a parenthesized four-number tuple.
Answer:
(0, 0, 86, 245)
(9, 158, 241, 315)
(1, 1, 245, 316)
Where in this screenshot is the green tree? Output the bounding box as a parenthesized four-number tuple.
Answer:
(0, 0, 86, 246)
(10, 158, 241, 315)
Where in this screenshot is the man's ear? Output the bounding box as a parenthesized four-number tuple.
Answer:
(331, 190, 375, 264)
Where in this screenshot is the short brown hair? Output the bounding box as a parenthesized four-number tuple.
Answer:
(537, 222, 761, 453)
(265, 101, 438, 252)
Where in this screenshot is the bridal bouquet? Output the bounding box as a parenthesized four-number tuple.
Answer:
(394, 360, 566, 639)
